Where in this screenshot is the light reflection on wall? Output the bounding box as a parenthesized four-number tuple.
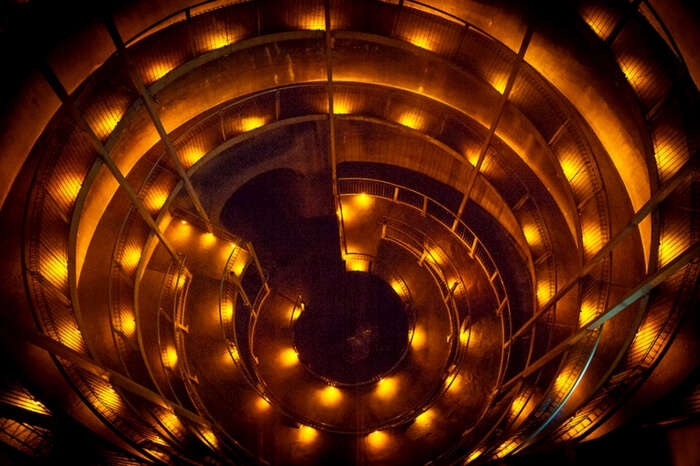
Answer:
(163, 346, 178, 369)
(411, 326, 426, 349)
(279, 348, 299, 367)
(375, 377, 398, 399)
(366, 430, 388, 450)
(319, 386, 342, 407)
(298, 425, 317, 444)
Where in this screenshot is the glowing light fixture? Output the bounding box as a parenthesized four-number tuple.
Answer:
(163, 346, 178, 369)
(397, 111, 424, 130)
(240, 116, 267, 132)
(298, 425, 317, 444)
(366, 430, 387, 449)
(375, 377, 398, 399)
(255, 396, 271, 412)
(319, 386, 342, 406)
(279, 348, 299, 367)
(411, 326, 426, 349)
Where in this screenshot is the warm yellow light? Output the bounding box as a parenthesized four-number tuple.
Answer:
(239, 116, 267, 132)
(345, 257, 370, 272)
(355, 192, 373, 209)
(414, 409, 434, 427)
(465, 449, 482, 463)
(228, 344, 240, 363)
(289, 304, 302, 323)
(95, 384, 121, 409)
(559, 155, 581, 181)
(230, 251, 248, 276)
(578, 300, 598, 327)
(522, 224, 541, 248)
(446, 373, 461, 392)
(298, 425, 317, 444)
(202, 429, 218, 448)
(631, 323, 656, 354)
(279, 348, 299, 367)
(207, 34, 233, 51)
(59, 324, 84, 352)
(536, 281, 551, 306)
(164, 346, 178, 369)
(511, 395, 527, 415)
(301, 15, 326, 31)
(495, 439, 518, 458)
(554, 370, 574, 393)
(658, 232, 687, 267)
(60, 176, 83, 202)
(42, 253, 68, 289)
(201, 232, 216, 247)
(146, 62, 174, 83)
(367, 430, 388, 449)
(181, 146, 207, 167)
(145, 189, 168, 212)
(121, 246, 141, 273)
(160, 410, 181, 431)
(121, 312, 136, 337)
(333, 99, 352, 114)
(459, 328, 470, 345)
(319, 386, 342, 406)
(255, 396, 271, 412)
(397, 111, 424, 130)
(411, 326, 426, 349)
(406, 34, 433, 51)
(92, 111, 123, 140)
(582, 223, 602, 256)
(618, 56, 652, 96)
(489, 73, 509, 94)
(376, 377, 398, 399)
(221, 301, 233, 322)
(390, 280, 407, 298)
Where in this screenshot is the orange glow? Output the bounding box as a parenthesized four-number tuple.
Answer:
(333, 98, 353, 115)
(411, 326, 426, 349)
(390, 280, 408, 298)
(159, 410, 181, 431)
(59, 324, 84, 352)
(414, 409, 434, 427)
(319, 386, 342, 406)
(559, 155, 581, 181)
(200, 232, 216, 247)
(466, 449, 482, 463)
(298, 425, 317, 443)
(202, 429, 218, 448)
(120, 312, 136, 336)
(618, 56, 652, 96)
(658, 232, 687, 267)
(289, 304, 303, 323)
(582, 223, 602, 256)
(240, 116, 267, 132)
(489, 73, 509, 94)
(366, 430, 387, 449)
(405, 33, 434, 52)
(495, 439, 518, 458)
(300, 15, 326, 31)
(163, 346, 178, 369)
(459, 328, 470, 345)
(536, 281, 551, 306)
(279, 348, 299, 367)
(60, 176, 83, 202)
(121, 246, 141, 273)
(579, 6, 612, 40)
(345, 257, 370, 272)
(555, 370, 574, 393)
(206, 34, 233, 51)
(146, 62, 174, 83)
(511, 395, 527, 415)
(578, 300, 598, 327)
(255, 396, 271, 412)
(228, 344, 240, 363)
(92, 111, 123, 140)
(397, 111, 424, 130)
(42, 253, 68, 289)
(181, 146, 207, 167)
(221, 301, 233, 322)
(631, 322, 656, 354)
(376, 377, 398, 399)
(230, 250, 249, 276)
(355, 192, 373, 209)
(446, 373, 461, 392)
(144, 189, 168, 212)
(522, 224, 541, 248)
(95, 384, 121, 409)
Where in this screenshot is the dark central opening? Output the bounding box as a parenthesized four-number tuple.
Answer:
(294, 271, 409, 385)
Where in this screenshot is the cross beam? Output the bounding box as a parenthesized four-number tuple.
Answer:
(104, 17, 212, 231)
(39, 64, 179, 260)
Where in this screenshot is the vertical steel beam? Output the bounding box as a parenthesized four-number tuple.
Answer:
(39, 64, 179, 260)
(103, 17, 212, 231)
